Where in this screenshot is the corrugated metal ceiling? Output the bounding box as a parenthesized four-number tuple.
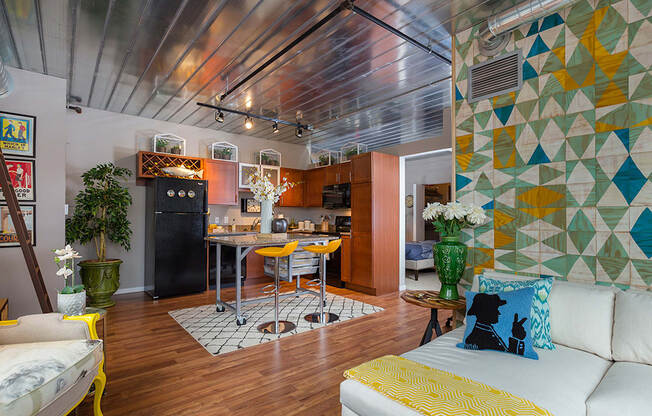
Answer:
(0, 0, 512, 151)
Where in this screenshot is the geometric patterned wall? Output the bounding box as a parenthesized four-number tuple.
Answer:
(454, 0, 652, 290)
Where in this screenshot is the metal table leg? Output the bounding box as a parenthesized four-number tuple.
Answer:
(235, 246, 245, 325)
(419, 308, 442, 346)
(215, 243, 225, 312)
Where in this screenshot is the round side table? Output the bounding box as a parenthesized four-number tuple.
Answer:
(400, 290, 466, 346)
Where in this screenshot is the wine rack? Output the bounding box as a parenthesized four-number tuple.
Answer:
(137, 151, 204, 179)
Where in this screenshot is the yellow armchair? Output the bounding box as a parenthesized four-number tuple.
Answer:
(0, 313, 106, 416)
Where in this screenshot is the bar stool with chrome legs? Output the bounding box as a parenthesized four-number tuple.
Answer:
(255, 240, 299, 334)
(303, 239, 342, 324)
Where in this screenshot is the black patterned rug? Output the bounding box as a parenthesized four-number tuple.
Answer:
(169, 293, 384, 356)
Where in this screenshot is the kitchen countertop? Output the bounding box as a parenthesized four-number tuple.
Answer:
(205, 233, 338, 247)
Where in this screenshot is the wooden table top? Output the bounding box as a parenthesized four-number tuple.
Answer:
(400, 290, 466, 310)
(206, 233, 338, 247)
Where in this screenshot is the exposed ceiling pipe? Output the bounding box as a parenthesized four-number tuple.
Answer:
(0, 57, 12, 98)
(479, 0, 577, 42)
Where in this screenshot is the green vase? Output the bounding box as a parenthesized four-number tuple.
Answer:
(79, 259, 122, 308)
(434, 235, 467, 300)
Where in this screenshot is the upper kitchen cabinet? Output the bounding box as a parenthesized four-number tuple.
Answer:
(305, 167, 325, 207)
(351, 153, 372, 183)
(278, 168, 305, 207)
(204, 159, 238, 205)
(324, 162, 352, 185)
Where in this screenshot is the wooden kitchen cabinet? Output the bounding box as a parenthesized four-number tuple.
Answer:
(305, 167, 325, 207)
(204, 159, 238, 205)
(351, 152, 372, 183)
(339, 161, 351, 183)
(325, 165, 338, 185)
(279, 167, 305, 207)
(347, 152, 399, 295)
(340, 234, 351, 283)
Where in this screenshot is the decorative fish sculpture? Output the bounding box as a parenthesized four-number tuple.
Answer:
(162, 166, 204, 178)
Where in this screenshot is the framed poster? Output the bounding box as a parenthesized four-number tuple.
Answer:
(0, 111, 36, 158)
(0, 204, 36, 247)
(0, 159, 35, 201)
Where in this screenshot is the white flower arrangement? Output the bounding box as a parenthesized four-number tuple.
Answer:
(53, 245, 84, 294)
(249, 168, 294, 203)
(422, 202, 488, 237)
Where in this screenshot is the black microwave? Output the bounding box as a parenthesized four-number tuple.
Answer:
(322, 183, 351, 209)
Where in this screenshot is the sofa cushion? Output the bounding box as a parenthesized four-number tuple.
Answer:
(0, 339, 103, 416)
(549, 281, 616, 360)
(478, 275, 554, 349)
(612, 289, 652, 365)
(471, 270, 536, 291)
(340, 327, 611, 416)
(586, 362, 652, 416)
(458, 288, 539, 359)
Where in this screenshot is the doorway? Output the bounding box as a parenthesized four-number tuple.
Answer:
(400, 149, 452, 291)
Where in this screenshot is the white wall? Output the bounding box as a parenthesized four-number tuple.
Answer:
(404, 151, 452, 241)
(1, 68, 67, 319)
(66, 106, 316, 293)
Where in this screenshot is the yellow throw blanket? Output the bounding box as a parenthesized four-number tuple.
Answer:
(344, 355, 552, 416)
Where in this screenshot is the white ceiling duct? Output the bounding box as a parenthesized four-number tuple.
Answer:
(477, 0, 578, 56)
(0, 57, 12, 98)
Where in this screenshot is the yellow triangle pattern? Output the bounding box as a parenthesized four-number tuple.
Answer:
(344, 355, 553, 416)
(457, 153, 472, 171)
(456, 134, 473, 154)
(517, 186, 565, 207)
(494, 229, 516, 248)
(596, 80, 628, 107)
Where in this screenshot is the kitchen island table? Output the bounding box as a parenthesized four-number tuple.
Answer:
(206, 233, 338, 325)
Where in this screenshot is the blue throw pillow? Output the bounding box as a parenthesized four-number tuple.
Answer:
(457, 288, 539, 360)
(478, 275, 554, 350)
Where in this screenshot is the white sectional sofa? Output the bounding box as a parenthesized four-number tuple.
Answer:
(340, 274, 652, 416)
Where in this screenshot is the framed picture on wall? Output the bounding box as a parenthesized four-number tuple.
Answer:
(0, 204, 36, 247)
(239, 163, 259, 189)
(0, 158, 35, 201)
(0, 111, 36, 158)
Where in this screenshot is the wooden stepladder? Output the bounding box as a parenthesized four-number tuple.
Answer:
(0, 148, 52, 312)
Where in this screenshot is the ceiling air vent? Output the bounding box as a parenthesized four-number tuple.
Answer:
(468, 51, 521, 103)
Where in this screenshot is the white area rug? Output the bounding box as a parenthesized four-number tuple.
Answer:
(169, 292, 383, 356)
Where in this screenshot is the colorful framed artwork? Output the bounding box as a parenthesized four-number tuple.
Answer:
(0, 159, 35, 201)
(0, 204, 36, 247)
(239, 163, 259, 189)
(0, 111, 36, 158)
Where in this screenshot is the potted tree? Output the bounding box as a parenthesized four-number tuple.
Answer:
(66, 163, 133, 308)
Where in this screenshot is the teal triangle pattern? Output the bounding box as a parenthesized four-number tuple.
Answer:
(527, 35, 550, 58)
(528, 144, 551, 165)
(540, 13, 564, 31)
(614, 128, 629, 151)
(527, 22, 539, 37)
(494, 105, 514, 125)
(523, 60, 538, 81)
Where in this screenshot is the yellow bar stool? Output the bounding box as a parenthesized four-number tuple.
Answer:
(303, 239, 342, 324)
(255, 240, 299, 334)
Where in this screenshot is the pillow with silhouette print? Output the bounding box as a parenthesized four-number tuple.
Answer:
(457, 288, 539, 360)
(478, 275, 554, 350)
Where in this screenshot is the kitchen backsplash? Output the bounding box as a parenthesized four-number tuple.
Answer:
(208, 203, 350, 227)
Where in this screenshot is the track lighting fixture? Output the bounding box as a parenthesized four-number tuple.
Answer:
(215, 110, 224, 123)
(197, 103, 312, 133)
(244, 116, 253, 129)
(295, 127, 303, 138)
(273, 122, 279, 134)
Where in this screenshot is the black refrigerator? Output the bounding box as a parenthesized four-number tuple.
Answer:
(145, 177, 207, 299)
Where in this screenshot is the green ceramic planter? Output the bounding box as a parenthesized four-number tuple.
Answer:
(433, 236, 467, 300)
(79, 259, 122, 308)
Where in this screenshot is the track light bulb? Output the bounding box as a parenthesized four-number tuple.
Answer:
(295, 126, 303, 138)
(244, 116, 253, 129)
(215, 110, 224, 123)
(273, 122, 279, 134)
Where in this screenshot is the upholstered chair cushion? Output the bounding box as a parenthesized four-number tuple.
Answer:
(0, 339, 102, 416)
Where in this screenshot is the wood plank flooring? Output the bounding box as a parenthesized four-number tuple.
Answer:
(78, 278, 453, 416)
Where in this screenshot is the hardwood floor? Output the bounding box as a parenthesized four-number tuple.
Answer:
(78, 278, 453, 416)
